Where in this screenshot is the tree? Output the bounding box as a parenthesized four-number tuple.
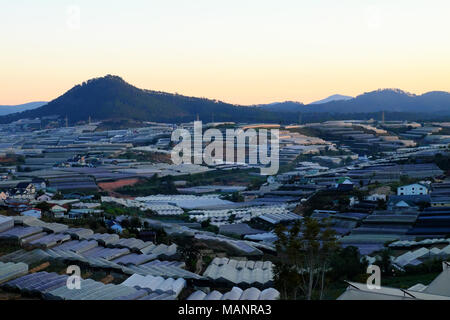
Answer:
(227, 214, 236, 224)
(178, 238, 201, 272)
(120, 219, 130, 229)
(223, 192, 244, 203)
(274, 218, 338, 300)
(201, 218, 212, 229)
(130, 217, 142, 228)
(337, 197, 350, 211)
(35, 202, 52, 212)
(231, 192, 244, 202)
(53, 193, 64, 200)
(377, 198, 387, 210)
(375, 248, 393, 276)
(329, 246, 368, 281)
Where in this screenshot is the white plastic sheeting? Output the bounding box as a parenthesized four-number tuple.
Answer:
(393, 245, 450, 268)
(122, 274, 186, 297)
(2, 272, 155, 300)
(55, 240, 99, 254)
(124, 260, 201, 280)
(203, 258, 274, 286)
(189, 205, 296, 227)
(187, 287, 280, 300)
(2, 272, 68, 295)
(0, 249, 50, 265)
(46, 279, 140, 300)
(0, 226, 43, 241)
(0, 261, 28, 284)
(389, 238, 450, 248)
(144, 204, 184, 216)
(13, 216, 68, 233)
(62, 228, 94, 239)
(0, 215, 14, 233)
(135, 194, 232, 209)
(24, 233, 72, 249)
(86, 233, 120, 246)
(103, 194, 231, 212)
(195, 234, 263, 256)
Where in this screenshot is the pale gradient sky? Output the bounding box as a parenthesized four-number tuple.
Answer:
(1, 0, 449, 105)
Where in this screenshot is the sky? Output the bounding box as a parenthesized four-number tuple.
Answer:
(1, 0, 449, 105)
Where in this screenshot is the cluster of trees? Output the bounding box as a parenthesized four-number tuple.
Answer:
(434, 153, 450, 173)
(200, 219, 219, 234)
(222, 192, 244, 203)
(273, 218, 369, 300)
(117, 175, 178, 197)
(273, 218, 338, 300)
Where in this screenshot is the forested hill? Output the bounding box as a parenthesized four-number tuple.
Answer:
(0, 75, 281, 124)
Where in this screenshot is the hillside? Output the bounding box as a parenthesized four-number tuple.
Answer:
(250, 89, 450, 114)
(0, 102, 47, 116)
(0, 76, 281, 124)
(310, 94, 353, 105)
(256, 101, 305, 112)
(306, 89, 450, 114)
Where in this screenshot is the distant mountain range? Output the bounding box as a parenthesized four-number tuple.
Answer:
(258, 89, 450, 114)
(0, 102, 47, 116)
(307, 89, 450, 114)
(0, 75, 449, 124)
(255, 94, 353, 112)
(256, 101, 305, 112)
(310, 94, 353, 105)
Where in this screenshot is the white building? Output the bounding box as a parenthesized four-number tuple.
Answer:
(397, 183, 429, 196)
(37, 193, 53, 202)
(51, 205, 67, 218)
(365, 194, 387, 202)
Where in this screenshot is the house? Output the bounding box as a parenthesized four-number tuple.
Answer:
(50, 205, 67, 218)
(106, 220, 123, 234)
(68, 211, 83, 219)
(0, 191, 9, 201)
(365, 194, 387, 202)
(15, 182, 36, 195)
(335, 177, 354, 191)
(397, 183, 429, 196)
(21, 208, 42, 219)
(11, 182, 36, 200)
(387, 195, 431, 211)
(37, 193, 53, 202)
(391, 199, 414, 209)
(349, 196, 359, 207)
